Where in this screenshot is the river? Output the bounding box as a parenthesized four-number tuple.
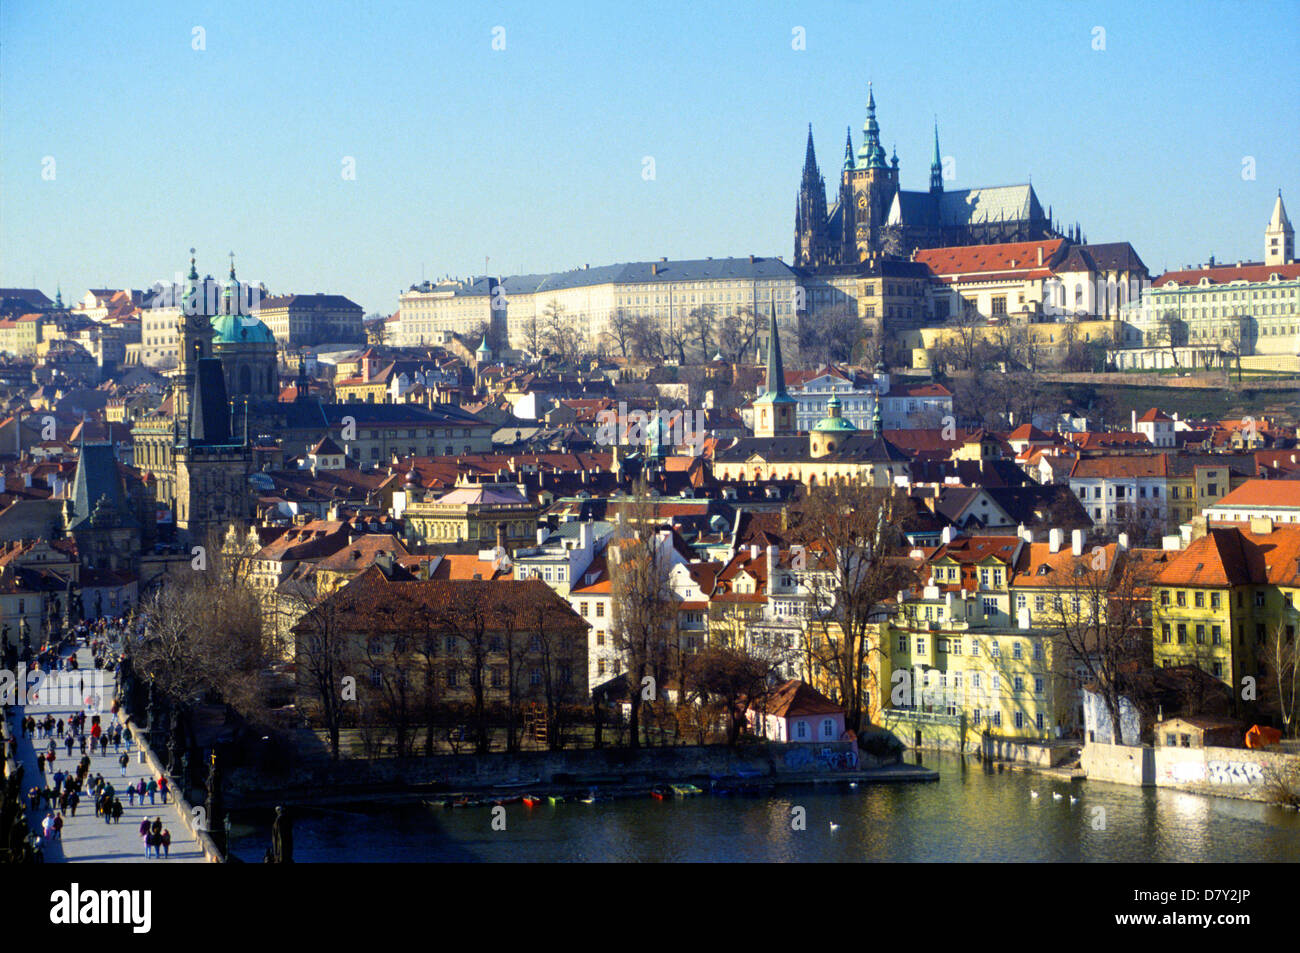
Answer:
(227, 753, 1300, 862)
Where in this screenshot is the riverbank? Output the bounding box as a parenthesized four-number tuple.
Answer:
(226, 745, 938, 809)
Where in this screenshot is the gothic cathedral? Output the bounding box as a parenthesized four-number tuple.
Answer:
(795, 85, 1062, 268)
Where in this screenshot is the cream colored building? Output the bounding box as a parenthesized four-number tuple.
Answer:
(396, 258, 860, 357)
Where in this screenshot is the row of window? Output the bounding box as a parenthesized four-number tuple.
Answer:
(901, 635, 1044, 661)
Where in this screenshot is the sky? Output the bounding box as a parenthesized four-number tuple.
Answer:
(2, 0, 1298, 316)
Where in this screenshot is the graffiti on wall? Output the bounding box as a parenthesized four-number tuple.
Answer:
(1207, 760, 1264, 785)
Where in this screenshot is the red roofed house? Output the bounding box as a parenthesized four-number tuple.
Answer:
(1133, 408, 1176, 448)
(747, 679, 851, 747)
(1204, 479, 1300, 526)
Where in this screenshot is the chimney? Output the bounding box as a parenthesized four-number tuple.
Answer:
(1131, 410, 1136, 432)
(1248, 516, 1274, 535)
(749, 544, 759, 561)
(766, 544, 778, 583)
(537, 527, 548, 546)
(1071, 528, 1085, 556)
(1037, 246, 1043, 266)
(579, 521, 592, 551)
(496, 522, 507, 551)
(1117, 532, 1129, 552)
(651, 264, 658, 276)
(1049, 528, 1063, 553)
(941, 526, 955, 544)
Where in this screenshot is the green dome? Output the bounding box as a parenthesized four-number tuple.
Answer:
(813, 394, 857, 433)
(211, 312, 275, 345)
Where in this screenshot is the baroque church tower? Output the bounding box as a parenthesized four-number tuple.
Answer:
(170, 253, 253, 544)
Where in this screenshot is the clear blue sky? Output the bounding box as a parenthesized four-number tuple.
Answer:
(3, 0, 1297, 315)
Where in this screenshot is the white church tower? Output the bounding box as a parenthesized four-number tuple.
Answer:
(1265, 191, 1294, 266)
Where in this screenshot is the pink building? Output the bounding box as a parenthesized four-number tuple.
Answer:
(747, 679, 848, 744)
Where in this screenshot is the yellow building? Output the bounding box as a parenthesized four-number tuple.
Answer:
(1152, 520, 1300, 688)
(402, 478, 539, 548)
(907, 318, 1121, 370)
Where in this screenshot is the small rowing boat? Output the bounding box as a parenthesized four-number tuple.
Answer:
(521, 795, 542, 807)
(670, 783, 703, 797)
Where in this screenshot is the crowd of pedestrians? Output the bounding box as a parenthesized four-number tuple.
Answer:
(15, 616, 182, 860)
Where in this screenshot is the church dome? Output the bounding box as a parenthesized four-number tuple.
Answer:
(211, 312, 275, 345)
(813, 394, 857, 434)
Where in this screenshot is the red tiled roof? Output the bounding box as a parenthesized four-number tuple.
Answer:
(915, 239, 1065, 277)
(1153, 262, 1300, 286)
(1210, 479, 1300, 510)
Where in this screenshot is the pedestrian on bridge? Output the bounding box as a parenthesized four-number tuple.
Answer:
(67, 791, 78, 816)
(64, 734, 73, 757)
(146, 778, 156, 804)
(111, 798, 122, 824)
(159, 776, 169, 803)
(119, 752, 129, 777)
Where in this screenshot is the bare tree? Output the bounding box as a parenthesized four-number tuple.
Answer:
(718, 306, 760, 364)
(946, 302, 984, 371)
(606, 308, 635, 360)
(688, 305, 715, 361)
(799, 306, 862, 366)
(1260, 620, 1300, 738)
(1037, 547, 1157, 745)
(609, 482, 679, 749)
(789, 483, 911, 733)
(292, 584, 356, 760)
(1154, 311, 1186, 369)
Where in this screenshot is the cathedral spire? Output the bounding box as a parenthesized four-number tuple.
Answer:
(843, 126, 854, 170)
(930, 120, 943, 193)
(857, 83, 888, 170)
(803, 123, 817, 174)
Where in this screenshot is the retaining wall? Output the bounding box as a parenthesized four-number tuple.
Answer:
(226, 740, 868, 798)
(1081, 740, 1299, 802)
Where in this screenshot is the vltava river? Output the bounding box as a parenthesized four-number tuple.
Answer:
(228, 753, 1300, 862)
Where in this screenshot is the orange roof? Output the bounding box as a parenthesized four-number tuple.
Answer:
(1210, 479, 1300, 510)
(1138, 408, 1171, 423)
(1154, 262, 1300, 286)
(1069, 454, 1168, 480)
(915, 239, 1064, 277)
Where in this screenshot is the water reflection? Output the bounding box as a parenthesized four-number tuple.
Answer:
(229, 752, 1300, 862)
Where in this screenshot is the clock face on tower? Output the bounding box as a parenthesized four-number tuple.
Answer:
(857, 194, 868, 210)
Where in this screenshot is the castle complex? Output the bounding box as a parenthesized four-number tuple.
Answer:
(794, 85, 1064, 267)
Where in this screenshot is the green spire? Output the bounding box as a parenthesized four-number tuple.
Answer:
(183, 248, 200, 315)
(757, 296, 791, 403)
(857, 83, 888, 170)
(843, 126, 854, 171)
(224, 252, 238, 314)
